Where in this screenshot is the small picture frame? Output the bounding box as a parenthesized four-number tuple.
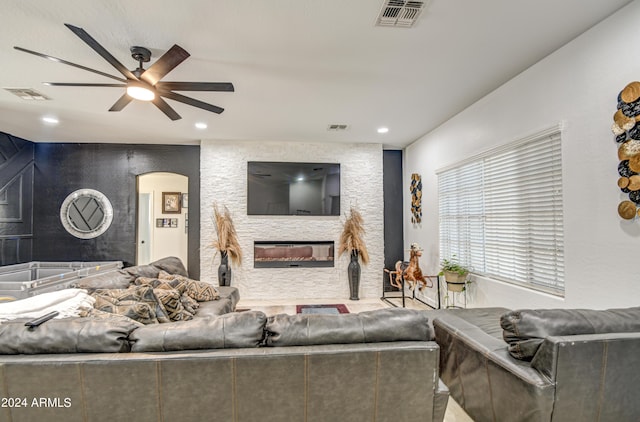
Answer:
(182, 193, 189, 209)
(162, 192, 182, 214)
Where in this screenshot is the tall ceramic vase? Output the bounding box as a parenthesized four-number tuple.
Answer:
(348, 250, 361, 300)
(218, 251, 232, 287)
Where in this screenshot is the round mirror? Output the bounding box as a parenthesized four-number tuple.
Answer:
(60, 189, 114, 239)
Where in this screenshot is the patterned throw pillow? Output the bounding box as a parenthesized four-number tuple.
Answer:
(153, 288, 194, 322)
(92, 295, 159, 325)
(180, 293, 200, 314)
(135, 276, 187, 294)
(91, 285, 170, 323)
(79, 307, 144, 327)
(157, 270, 219, 302)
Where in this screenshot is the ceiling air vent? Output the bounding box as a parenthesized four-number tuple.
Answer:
(327, 124, 349, 131)
(376, 0, 427, 28)
(4, 88, 50, 100)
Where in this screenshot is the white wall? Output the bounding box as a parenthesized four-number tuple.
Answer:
(404, 1, 640, 310)
(200, 140, 384, 300)
(138, 172, 189, 265)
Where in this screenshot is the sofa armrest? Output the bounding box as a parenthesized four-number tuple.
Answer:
(531, 332, 640, 421)
(434, 315, 554, 422)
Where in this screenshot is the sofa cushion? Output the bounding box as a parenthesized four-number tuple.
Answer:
(501, 307, 640, 360)
(264, 308, 431, 347)
(129, 311, 267, 352)
(0, 317, 139, 354)
(71, 269, 134, 290)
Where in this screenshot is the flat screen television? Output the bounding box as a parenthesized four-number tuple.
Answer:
(247, 161, 340, 216)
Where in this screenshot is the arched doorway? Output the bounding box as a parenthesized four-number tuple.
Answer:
(136, 172, 188, 265)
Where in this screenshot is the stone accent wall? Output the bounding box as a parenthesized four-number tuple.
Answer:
(200, 140, 384, 300)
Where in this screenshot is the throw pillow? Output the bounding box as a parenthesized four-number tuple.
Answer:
(124, 257, 188, 279)
(92, 295, 158, 325)
(91, 285, 170, 323)
(153, 288, 194, 322)
(179, 293, 200, 314)
(79, 307, 144, 326)
(157, 270, 219, 302)
(134, 276, 187, 294)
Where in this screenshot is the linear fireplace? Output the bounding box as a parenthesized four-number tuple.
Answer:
(254, 241, 334, 268)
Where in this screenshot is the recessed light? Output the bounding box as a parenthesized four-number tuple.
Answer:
(195, 122, 208, 129)
(377, 127, 389, 134)
(42, 116, 59, 124)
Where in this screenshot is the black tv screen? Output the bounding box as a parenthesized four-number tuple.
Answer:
(247, 162, 340, 216)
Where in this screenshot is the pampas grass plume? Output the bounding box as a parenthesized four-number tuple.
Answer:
(338, 206, 370, 265)
(212, 203, 242, 267)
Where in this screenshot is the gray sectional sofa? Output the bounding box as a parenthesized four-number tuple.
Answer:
(0, 257, 449, 422)
(432, 306, 640, 422)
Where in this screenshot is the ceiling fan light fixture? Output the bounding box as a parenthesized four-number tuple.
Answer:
(126, 83, 155, 101)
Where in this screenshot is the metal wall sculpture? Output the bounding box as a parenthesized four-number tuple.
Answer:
(613, 81, 640, 221)
(410, 173, 422, 224)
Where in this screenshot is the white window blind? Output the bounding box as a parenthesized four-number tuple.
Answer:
(438, 127, 565, 295)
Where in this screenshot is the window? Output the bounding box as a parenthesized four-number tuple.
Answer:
(438, 127, 564, 295)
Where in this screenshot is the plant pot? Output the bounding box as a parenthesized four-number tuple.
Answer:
(444, 270, 467, 292)
(218, 251, 232, 287)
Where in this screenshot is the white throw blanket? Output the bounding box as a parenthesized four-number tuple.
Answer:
(0, 288, 95, 322)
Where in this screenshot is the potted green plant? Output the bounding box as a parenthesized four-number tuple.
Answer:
(439, 256, 470, 292)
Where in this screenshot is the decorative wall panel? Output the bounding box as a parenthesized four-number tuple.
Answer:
(0, 132, 34, 264)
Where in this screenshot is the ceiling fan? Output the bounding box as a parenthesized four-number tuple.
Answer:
(13, 23, 234, 121)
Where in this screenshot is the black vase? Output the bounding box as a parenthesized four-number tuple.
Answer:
(218, 251, 232, 287)
(348, 250, 361, 300)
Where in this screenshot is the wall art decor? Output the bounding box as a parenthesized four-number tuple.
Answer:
(612, 81, 640, 221)
(410, 173, 422, 224)
(162, 192, 182, 214)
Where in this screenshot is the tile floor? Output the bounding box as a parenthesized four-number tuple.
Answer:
(235, 296, 473, 422)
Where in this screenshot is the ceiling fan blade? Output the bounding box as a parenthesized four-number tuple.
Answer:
(64, 23, 137, 80)
(140, 45, 190, 86)
(155, 82, 234, 92)
(160, 91, 224, 114)
(109, 94, 133, 112)
(152, 96, 182, 120)
(44, 83, 126, 87)
(13, 46, 126, 83)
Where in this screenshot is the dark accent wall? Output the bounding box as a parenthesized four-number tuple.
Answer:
(0, 133, 35, 264)
(383, 150, 403, 291)
(32, 143, 200, 278)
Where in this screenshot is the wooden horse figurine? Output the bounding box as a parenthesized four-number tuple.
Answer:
(384, 243, 433, 291)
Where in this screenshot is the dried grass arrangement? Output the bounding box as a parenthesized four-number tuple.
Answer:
(212, 203, 242, 267)
(338, 206, 370, 265)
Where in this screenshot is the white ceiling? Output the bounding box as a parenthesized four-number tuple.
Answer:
(0, 0, 633, 148)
